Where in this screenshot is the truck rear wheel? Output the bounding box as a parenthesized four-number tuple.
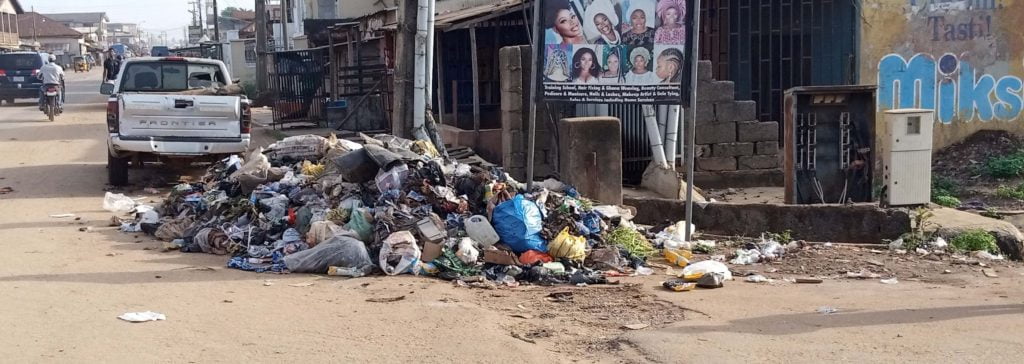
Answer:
(108, 153, 129, 186)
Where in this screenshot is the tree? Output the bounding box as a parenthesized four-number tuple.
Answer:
(220, 6, 251, 18)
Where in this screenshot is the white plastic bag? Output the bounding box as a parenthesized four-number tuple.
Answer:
(118, 311, 166, 322)
(456, 237, 479, 264)
(681, 260, 733, 280)
(103, 192, 137, 214)
(231, 147, 271, 179)
(379, 231, 421, 275)
(730, 249, 762, 265)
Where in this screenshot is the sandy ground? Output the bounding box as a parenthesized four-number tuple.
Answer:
(2, 71, 1024, 363)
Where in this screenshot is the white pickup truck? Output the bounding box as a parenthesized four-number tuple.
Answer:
(101, 57, 251, 185)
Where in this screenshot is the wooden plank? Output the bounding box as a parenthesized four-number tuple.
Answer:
(470, 26, 481, 137)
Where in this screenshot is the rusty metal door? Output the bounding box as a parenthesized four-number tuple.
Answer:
(269, 47, 330, 128)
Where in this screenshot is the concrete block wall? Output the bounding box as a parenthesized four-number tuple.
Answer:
(690, 60, 781, 175)
(500, 45, 557, 181)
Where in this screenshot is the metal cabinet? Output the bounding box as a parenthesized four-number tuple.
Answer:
(881, 109, 934, 206)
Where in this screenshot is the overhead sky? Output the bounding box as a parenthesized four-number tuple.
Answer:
(20, 0, 251, 36)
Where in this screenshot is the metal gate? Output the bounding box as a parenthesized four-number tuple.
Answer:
(269, 47, 330, 128)
(699, 0, 858, 123)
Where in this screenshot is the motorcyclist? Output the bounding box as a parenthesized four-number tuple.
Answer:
(38, 54, 66, 112)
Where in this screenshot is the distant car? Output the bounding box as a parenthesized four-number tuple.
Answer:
(151, 46, 170, 57)
(0, 52, 51, 105)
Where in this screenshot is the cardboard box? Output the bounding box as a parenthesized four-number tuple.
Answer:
(483, 245, 520, 265)
(421, 241, 443, 262)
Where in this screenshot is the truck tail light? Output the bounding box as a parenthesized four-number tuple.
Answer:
(0, 69, 6, 77)
(106, 98, 119, 133)
(240, 101, 252, 134)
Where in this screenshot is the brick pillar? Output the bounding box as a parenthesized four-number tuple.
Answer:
(557, 117, 622, 205)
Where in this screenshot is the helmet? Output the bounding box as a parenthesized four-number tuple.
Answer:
(48, 54, 56, 62)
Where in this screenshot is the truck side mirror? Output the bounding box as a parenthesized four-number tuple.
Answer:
(100, 82, 115, 95)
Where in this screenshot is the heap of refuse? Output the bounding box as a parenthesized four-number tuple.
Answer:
(108, 133, 656, 286)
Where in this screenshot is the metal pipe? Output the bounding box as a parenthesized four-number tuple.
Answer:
(685, 0, 703, 241)
(526, 2, 541, 189)
(643, 105, 669, 168)
(425, 0, 436, 115)
(665, 105, 681, 169)
(412, 0, 429, 140)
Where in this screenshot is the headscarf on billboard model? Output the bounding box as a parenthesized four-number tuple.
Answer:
(654, 0, 686, 44)
(582, 0, 621, 45)
(624, 46, 658, 84)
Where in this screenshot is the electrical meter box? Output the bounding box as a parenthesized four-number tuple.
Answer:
(784, 85, 877, 204)
(881, 109, 934, 206)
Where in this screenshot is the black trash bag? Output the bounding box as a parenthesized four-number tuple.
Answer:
(332, 148, 379, 183)
(363, 144, 402, 170)
(282, 235, 375, 274)
(418, 160, 446, 186)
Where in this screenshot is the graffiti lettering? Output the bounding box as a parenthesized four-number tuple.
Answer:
(878, 53, 1024, 124)
(928, 15, 992, 41)
(909, 0, 1001, 11)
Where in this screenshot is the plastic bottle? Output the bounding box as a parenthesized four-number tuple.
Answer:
(327, 266, 368, 277)
(464, 215, 500, 248)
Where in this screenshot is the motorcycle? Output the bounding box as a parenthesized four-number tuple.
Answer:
(42, 84, 61, 121)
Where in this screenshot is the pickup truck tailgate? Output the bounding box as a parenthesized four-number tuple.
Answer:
(118, 94, 241, 139)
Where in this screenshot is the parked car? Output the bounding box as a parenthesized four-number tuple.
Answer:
(101, 56, 252, 185)
(0, 52, 51, 105)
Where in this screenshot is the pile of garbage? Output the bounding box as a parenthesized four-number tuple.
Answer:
(108, 133, 658, 286)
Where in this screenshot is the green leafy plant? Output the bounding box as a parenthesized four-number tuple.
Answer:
(949, 229, 999, 253)
(764, 230, 793, 243)
(899, 208, 935, 251)
(980, 208, 1004, 220)
(984, 150, 1024, 178)
(605, 226, 656, 258)
(932, 176, 960, 198)
(932, 195, 961, 208)
(996, 183, 1024, 200)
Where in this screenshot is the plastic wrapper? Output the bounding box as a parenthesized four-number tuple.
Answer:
(282, 235, 374, 274)
(379, 231, 422, 275)
(681, 260, 733, 281)
(492, 195, 547, 253)
(103, 192, 137, 214)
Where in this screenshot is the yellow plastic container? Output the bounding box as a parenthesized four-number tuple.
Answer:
(663, 248, 693, 268)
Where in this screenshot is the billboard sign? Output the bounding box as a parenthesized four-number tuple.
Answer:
(538, 0, 695, 105)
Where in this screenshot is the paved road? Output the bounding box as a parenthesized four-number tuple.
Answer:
(1, 71, 1024, 363)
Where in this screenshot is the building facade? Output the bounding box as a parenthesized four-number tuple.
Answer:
(0, 0, 23, 51)
(41, 12, 109, 49)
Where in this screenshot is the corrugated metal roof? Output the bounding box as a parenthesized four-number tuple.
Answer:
(381, 0, 525, 31)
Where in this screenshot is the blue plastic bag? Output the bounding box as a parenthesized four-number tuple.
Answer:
(492, 195, 547, 253)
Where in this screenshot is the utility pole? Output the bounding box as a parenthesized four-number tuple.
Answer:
(31, 6, 37, 43)
(392, 0, 417, 137)
(280, 0, 290, 50)
(212, 0, 220, 41)
(255, 0, 269, 93)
